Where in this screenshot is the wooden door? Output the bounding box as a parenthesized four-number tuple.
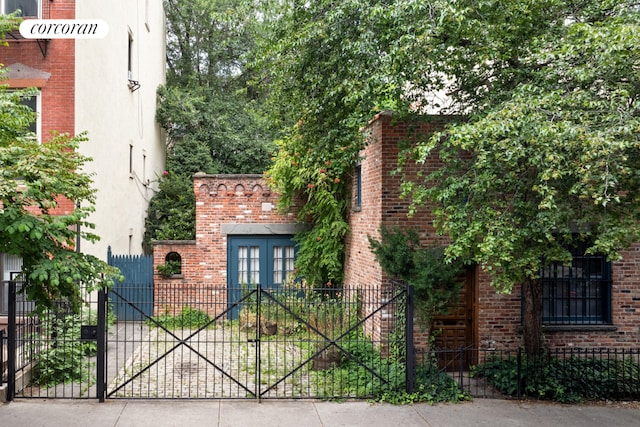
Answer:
(431, 266, 477, 369)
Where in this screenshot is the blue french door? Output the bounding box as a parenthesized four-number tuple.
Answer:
(227, 236, 296, 318)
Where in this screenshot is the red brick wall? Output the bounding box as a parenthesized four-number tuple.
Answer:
(476, 244, 640, 350)
(344, 112, 450, 287)
(345, 111, 640, 350)
(344, 112, 450, 346)
(153, 174, 300, 317)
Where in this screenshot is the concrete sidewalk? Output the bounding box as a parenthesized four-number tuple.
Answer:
(1, 399, 639, 427)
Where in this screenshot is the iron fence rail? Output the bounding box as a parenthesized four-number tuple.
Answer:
(421, 347, 640, 401)
(6, 276, 640, 403)
(106, 282, 412, 400)
(4, 280, 102, 400)
(4, 281, 414, 401)
(1, 329, 5, 386)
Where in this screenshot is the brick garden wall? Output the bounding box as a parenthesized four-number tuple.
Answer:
(153, 174, 301, 317)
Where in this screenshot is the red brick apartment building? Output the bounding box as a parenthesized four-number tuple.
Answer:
(155, 111, 640, 351)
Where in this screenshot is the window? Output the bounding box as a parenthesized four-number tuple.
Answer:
(272, 245, 295, 284)
(354, 163, 362, 210)
(127, 31, 134, 80)
(1, 0, 40, 17)
(144, 0, 151, 32)
(127, 31, 140, 91)
(129, 144, 134, 177)
(12, 91, 41, 142)
(1, 253, 27, 315)
(238, 245, 260, 285)
(541, 240, 611, 325)
(142, 152, 147, 185)
(164, 252, 182, 275)
(21, 93, 40, 140)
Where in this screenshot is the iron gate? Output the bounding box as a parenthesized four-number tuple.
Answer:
(3, 280, 105, 400)
(3, 280, 413, 400)
(105, 282, 413, 399)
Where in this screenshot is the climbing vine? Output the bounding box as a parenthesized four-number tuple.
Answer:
(266, 122, 364, 286)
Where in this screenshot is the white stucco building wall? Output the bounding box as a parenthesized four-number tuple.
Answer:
(75, 0, 166, 257)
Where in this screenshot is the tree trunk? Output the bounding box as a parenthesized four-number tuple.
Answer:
(521, 277, 543, 358)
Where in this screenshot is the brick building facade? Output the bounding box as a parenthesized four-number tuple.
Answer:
(154, 111, 640, 350)
(2, 0, 76, 216)
(345, 112, 640, 351)
(153, 174, 303, 317)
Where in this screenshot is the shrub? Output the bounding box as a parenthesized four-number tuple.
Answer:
(378, 363, 470, 404)
(33, 310, 96, 387)
(368, 226, 464, 325)
(474, 352, 640, 403)
(150, 306, 211, 329)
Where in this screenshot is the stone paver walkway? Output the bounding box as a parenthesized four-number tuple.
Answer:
(108, 326, 316, 398)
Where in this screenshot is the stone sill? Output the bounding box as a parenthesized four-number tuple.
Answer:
(157, 274, 184, 280)
(543, 324, 618, 333)
(516, 324, 618, 333)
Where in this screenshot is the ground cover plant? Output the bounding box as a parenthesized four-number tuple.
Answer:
(149, 306, 212, 330)
(474, 351, 640, 403)
(32, 306, 99, 387)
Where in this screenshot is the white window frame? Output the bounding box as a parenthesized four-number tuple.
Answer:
(10, 90, 41, 143)
(23, 91, 41, 143)
(1, 0, 41, 18)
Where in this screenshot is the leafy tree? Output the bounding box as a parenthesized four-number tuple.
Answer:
(262, 0, 640, 357)
(144, 171, 195, 247)
(0, 24, 121, 311)
(259, 0, 406, 286)
(402, 1, 640, 356)
(159, 0, 276, 169)
(145, 0, 276, 246)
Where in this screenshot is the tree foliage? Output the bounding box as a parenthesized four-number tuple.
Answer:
(408, 1, 640, 292)
(260, 0, 411, 285)
(262, 1, 640, 355)
(159, 0, 275, 168)
(145, 0, 276, 246)
(144, 171, 195, 245)
(368, 226, 464, 325)
(0, 45, 121, 311)
(401, 1, 640, 355)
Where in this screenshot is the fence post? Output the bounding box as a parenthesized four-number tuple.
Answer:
(96, 287, 107, 402)
(7, 280, 16, 401)
(458, 346, 464, 390)
(405, 283, 416, 394)
(516, 347, 522, 400)
(0, 330, 4, 387)
(256, 284, 262, 402)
